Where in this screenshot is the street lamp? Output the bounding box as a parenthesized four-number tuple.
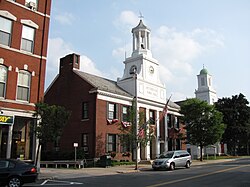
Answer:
(73, 143, 78, 168)
(129, 65, 138, 170)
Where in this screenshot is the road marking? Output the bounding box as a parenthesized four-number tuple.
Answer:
(146, 164, 250, 187)
(40, 179, 83, 185)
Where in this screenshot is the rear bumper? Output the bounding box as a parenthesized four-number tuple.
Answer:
(22, 173, 38, 183)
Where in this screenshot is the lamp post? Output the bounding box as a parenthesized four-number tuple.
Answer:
(73, 143, 78, 168)
(130, 66, 138, 170)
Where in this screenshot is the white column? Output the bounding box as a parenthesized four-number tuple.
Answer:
(145, 108, 150, 160)
(144, 31, 148, 49)
(164, 115, 168, 152)
(138, 31, 141, 50)
(147, 32, 150, 50)
(136, 103, 141, 162)
(133, 33, 136, 51)
(155, 111, 160, 158)
(6, 125, 13, 158)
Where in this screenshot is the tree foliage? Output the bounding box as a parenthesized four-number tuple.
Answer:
(215, 93, 250, 155)
(180, 98, 225, 160)
(33, 102, 71, 146)
(118, 100, 154, 153)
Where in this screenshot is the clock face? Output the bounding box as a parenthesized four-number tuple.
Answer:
(149, 66, 154, 74)
(129, 65, 137, 74)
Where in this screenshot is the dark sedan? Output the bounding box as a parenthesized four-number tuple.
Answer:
(0, 159, 38, 187)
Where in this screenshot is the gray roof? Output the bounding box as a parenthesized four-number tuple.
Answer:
(168, 100, 180, 110)
(132, 19, 150, 32)
(74, 70, 180, 109)
(74, 70, 132, 97)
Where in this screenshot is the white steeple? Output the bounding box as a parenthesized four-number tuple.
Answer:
(195, 67, 217, 104)
(131, 19, 152, 57)
(117, 19, 166, 104)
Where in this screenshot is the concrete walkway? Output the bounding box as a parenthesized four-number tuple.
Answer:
(38, 159, 235, 180)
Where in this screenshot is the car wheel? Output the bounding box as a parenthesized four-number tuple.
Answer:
(185, 161, 191, 168)
(169, 163, 175, 170)
(8, 176, 22, 187)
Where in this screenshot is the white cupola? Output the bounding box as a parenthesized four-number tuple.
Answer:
(195, 67, 217, 104)
(117, 19, 166, 104)
(131, 19, 152, 57)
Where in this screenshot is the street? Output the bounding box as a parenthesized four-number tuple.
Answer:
(27, 158, 250, 187)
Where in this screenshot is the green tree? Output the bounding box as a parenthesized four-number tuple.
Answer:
(33, 102, 71, 166)
(215, 93, 250, 155)
(180, 98, 224, 161)
(118, 101, 154, 167)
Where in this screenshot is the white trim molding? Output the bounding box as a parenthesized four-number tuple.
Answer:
(0, 10, 17, 21)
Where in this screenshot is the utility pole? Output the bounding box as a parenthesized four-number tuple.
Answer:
(130, 66, 138, 170)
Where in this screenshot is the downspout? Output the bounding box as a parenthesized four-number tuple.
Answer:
(37, 0, 48, 102)
(35, 0, 48, 168)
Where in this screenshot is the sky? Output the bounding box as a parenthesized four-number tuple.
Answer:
(46, 0, 250, 102)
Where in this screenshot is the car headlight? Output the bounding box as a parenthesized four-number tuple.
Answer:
(164, 160, 169, 164)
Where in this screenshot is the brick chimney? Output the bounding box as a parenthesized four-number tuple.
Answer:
(59, 53, 80, 74)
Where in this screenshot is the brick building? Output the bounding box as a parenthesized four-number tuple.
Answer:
(45, 20, 186, 161)
(0, 0, 51, 160)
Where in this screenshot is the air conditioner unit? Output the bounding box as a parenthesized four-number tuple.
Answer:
(27, 1, 36, 10)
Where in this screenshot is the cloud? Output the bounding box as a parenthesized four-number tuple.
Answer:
(46, 37, 103, 88)
(150, 26, 224, 101)
(46, 38, 73, 72)
(79, 56, 103, 76)
(111, 10, 225, 101)
(54, 12, 74, 25)
(113, 10, 138, 33)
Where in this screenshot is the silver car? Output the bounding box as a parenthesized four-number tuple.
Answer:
(152, 150, 192, 170)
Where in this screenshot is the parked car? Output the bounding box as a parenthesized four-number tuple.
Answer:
(0, 159, 38, 187)
(152, 150, 192, 170)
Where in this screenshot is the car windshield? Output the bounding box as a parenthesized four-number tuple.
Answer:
(159, 152, 174, 159)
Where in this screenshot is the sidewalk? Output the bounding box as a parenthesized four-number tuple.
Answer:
(38, 159, 235, 180)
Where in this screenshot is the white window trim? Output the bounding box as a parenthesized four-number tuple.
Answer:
(21, 19, 39, 29)
(0, 10, 17, 21)
(0, 65, 8, 98)
(16, 70, 31, 102)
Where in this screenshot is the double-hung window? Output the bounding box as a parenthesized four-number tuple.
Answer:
(122, 106, 129, 122)
(21, 25, 35, 53)
(82, 102, 89, 120)
(0, 16, 12, 46)
(108, 103, 118, 119)
(17, 70, 31, 101)
(0, 65, 7, 98)
(149, 110, 156, 124)
(107, 134, 116, 152)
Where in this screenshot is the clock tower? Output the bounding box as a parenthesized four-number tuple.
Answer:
(117, 20, 166, 103)
(195, 67, 217, 104)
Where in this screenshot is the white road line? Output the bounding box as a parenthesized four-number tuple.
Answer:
(40, 179, 83, 185)
(41, 179, 49, 185)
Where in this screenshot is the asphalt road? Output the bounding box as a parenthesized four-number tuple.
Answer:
(27, 158, 250, 187)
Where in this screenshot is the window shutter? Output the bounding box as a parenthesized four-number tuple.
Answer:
(106, 134, 109, 153)
(106, 102, 109, 119)
(116, 134, 119, 152)
(115, 104, 119, 119)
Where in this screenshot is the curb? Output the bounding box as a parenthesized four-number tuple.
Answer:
(37, 159, 238, 180)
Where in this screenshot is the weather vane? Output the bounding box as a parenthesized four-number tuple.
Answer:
(139, 11, 144, 20)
